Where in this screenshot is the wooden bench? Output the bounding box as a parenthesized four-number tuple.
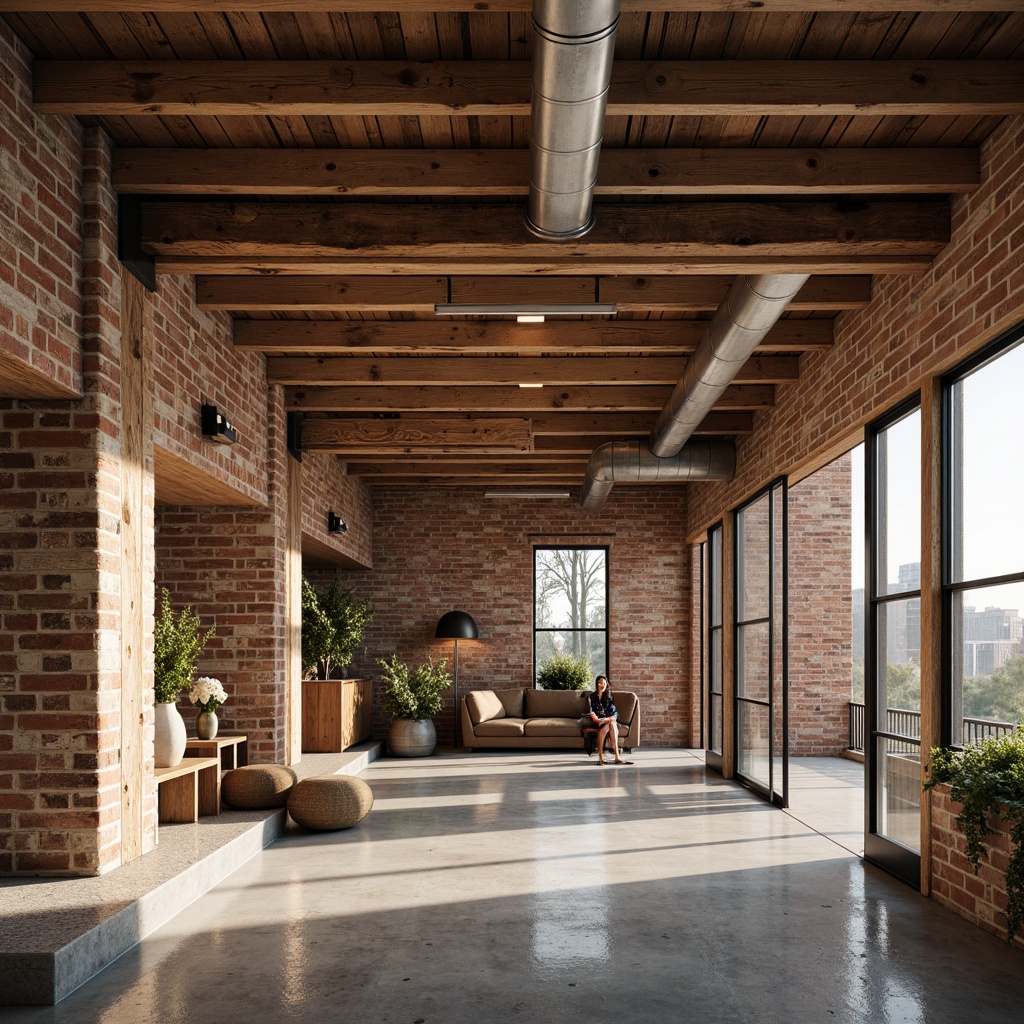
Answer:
(184, 734, 248, 771)
(155, 757, 221, 823)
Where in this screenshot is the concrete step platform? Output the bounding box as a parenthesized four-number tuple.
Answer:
(0, 741, 382, 1006)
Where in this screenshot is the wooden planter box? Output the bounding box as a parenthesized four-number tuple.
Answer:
(929, 783, 1024, 950)
(301, 677, 373, 753)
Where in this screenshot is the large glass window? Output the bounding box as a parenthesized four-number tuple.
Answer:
(706, 525, 724, 770)
(867, 401, 922, 866)
(945, 327, 1024, 745)
(534, 547, 608, 686)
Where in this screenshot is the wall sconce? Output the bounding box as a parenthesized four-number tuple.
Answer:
(327, 510, 348, 534)
(200, 403, 237, 445)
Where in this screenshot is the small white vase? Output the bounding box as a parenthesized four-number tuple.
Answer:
(196, 710, 219, 740)
(154, 702, 187, 768)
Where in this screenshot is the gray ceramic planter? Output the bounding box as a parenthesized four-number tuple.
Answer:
(387, 718, 437, 757)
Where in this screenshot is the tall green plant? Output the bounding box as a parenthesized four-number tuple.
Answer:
(301, 576, 373, 679)
(153, 589, 216, 704)
(925, 729, 1024, 943)
(378, 654, 449, 720)
(537, 652, 591, 690)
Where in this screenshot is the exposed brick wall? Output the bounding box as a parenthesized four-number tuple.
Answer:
(151, 276, 267, 504)
(0, 22, 82, 398)
(930, 785, 1024, 950)
(788, 454, 853, 757)
(326, 487, 690, 748)
(687, 115, 1024, 536)
(300, 453, 373, 570)
(155, 388, 291, 765)
(0, 127, 142, 875)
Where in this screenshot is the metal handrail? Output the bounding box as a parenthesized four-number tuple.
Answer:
(847, 702, 1016, 752)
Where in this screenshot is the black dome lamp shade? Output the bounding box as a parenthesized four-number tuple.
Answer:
(435, 610, 478, 749)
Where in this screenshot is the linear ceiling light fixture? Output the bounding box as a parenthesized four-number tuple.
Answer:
(484, 491, 571, 499)
(434, 303, 616, 318)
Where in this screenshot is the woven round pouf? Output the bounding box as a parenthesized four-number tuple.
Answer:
(221, 764, 298, 810)
(287, 775, 373, 831)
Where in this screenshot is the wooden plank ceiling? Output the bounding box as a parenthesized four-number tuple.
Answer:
(6, 2, 1022, 491)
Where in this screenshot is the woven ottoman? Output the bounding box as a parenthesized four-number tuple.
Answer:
(221, 764, 298, 809)
(287, 775, 373, 831)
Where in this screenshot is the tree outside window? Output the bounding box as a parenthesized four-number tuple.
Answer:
(534, 547, 608, 686)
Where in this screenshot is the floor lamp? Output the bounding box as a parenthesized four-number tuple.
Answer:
(435, 610, 478, 750)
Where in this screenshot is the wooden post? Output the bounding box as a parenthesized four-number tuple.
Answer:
(118, 267, 152, 863)
(721, 513, 737, 779)
(285, 454, 303, 765)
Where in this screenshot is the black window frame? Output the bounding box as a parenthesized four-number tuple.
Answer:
(532, 544, 609, 688)
(941, 319, 1024, 749)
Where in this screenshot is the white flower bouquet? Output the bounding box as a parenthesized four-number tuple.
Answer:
(188, 676, 228, 714)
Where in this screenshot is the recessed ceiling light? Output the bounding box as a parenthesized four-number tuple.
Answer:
(518, 383, 544, 388)
(516, 314, 546, 323)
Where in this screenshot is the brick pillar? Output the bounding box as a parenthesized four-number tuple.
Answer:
(0, 128, 152, 874)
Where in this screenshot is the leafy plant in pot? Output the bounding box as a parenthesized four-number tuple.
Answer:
(301, 576, 373, 679)
(153, 588, 215, 768)
(378, 653, 450, 757)
(536, 651, 592, 691)
(925, 729, 1024, 944)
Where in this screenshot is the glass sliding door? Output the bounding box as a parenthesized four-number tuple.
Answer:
(865, 399, 922, 884)
(706, 524, 724, 773)
(734, 481, 787, 806)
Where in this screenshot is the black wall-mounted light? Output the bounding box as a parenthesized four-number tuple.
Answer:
(200, 403, 237, 445)
(327, 510, 348, 534)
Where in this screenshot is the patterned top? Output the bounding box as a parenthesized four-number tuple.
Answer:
(588, 692, 617, 720)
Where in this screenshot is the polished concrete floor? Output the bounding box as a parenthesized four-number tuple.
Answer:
(786, 755, 866, 857)
(7, 749, 1023, 1024)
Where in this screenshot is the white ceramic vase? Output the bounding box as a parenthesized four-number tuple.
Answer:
(387, 718, 437, 757)
(154, 701, 187, 768)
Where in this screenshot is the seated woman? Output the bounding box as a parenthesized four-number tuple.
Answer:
(586, 675, 632, 765)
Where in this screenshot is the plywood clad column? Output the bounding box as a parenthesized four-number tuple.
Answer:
(285, 455, 303, 765)
(918, 377, 943, 895)
(118, 267, 153, 862)
(721, 514, 736, 779)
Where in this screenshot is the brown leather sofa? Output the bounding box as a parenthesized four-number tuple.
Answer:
(461, 687, 640, 752)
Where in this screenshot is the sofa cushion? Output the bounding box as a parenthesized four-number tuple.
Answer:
(465, 689, 506, 725)
(493, 688, 525, 718)
(525, 688, 588, 719)
(612, 690, 638, 725)
(475, 718, 526, 737)
(524, 717, 585, 737)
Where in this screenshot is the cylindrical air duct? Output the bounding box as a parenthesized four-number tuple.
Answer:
(525, 0, 621, 240)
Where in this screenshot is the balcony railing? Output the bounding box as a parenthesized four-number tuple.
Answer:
(847, 701, 1017, 753)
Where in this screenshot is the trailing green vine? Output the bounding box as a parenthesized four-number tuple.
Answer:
(925, 729, 1024, 944)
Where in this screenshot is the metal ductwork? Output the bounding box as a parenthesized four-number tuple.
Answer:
(580, 273, 810, 510)
(525, 0, 620, 240)
(649, 274, 810, 458)
(581, 440, 737, 513)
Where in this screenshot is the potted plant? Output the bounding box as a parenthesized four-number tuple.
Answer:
(537, 651, 592, 690)
(153, 588, 216, 767)
(378, 653, 450, 757)
(301, 576, 374, 679)
(187, 676, 228, 740)
(924, 729, 1024, 944)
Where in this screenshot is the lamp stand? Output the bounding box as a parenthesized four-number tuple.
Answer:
(452, 638, 461, 750)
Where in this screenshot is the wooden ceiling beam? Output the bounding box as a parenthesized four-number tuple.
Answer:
(36, 61, 1024, 117)
(284, 383, 775, 413)
(143, 200, 949, 258)
(8, 3, 1020, 13)
(303, 416, 532, 451)
(112, 147, 980, 196)
(235, 318, 831, 355)
(160, 254, 933, 276)
(218, 276, 862, 316)
(267, 354, 800, 387)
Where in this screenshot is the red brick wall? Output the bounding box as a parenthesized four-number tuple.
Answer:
(930, 785, 1024, 950)
(0, 127, 149, 875)
(329, 487, 690, 748)
(300, 453, 373, 570)
(687, 115, 1024, 537)
(0, 22, 82, 398)
(151, 276, 267, 504)
(154, 389, 292, 765)
(788, 454, 853, 757)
